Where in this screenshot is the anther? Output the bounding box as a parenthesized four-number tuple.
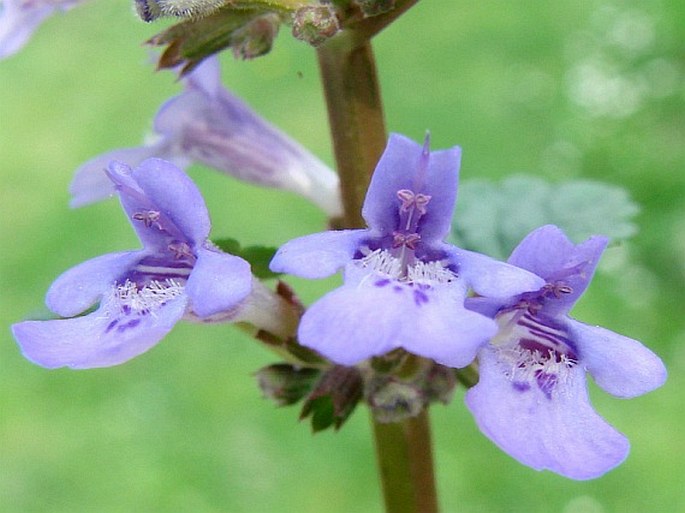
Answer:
(168, 241, 194, 260)
(396, 189, 432, 214)
(392, 232, 421, 250)
(132, 210, 162, 230)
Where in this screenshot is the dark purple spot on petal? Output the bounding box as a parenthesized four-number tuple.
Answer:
(393, 285, 403, 293)
(375, 279, 391, 288)
(116, 318, 142, 333)
(413, 289, 429, 306)
(512, 381, 531, 392)
(105, 319, 118, 333)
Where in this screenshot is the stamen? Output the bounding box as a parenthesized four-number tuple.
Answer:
(397, 189, 416, 212)
(541, 281, 574, 299)
(132, 209, 162, 230)
(392, 232, 421, 250)
(168, 241, 194, 260)
(396, 189, 432, 215)
(395, 188, 432, 247)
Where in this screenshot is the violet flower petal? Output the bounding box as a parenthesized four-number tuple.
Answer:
(398, 285, 497, 368)
(299, 265, 495, 367)
(107, 159, 210, 250)
(45, 251, 143, 317)
(69, 145, 187, 208)
(454, 247, 545, 298)
(126, 158, 211, 244)
(269, 230, 366, 279)
(0, 0, 79, 60)
(297, 277, 410, 365)
(466, 347, 630, 479)
(361, 133, 460, 242)
(507, 225, 608, 314)
(570, 320, 668, 398)
(154, 58, 342, 216)
(68, 57, 341, 216)
(185, 246, 252, 318)
(13, 295, 188, 369)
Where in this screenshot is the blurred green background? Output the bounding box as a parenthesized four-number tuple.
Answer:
(1, 1, 684, 512)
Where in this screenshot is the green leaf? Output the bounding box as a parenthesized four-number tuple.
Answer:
(213, 237, 281, 279)
(450, 175, 639, 260)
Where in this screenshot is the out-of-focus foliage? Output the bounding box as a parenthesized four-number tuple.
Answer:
(451, 176, 639, 260)
(1, 1, 683, 512)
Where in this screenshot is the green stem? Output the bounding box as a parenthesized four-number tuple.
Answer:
(371, 410, 439, 513)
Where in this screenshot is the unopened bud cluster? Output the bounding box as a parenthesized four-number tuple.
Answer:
(366, 360, 456, 423)
(135, 0, 227, 21)
(230, 13, 281, 60)
(291, 4, 340, 46)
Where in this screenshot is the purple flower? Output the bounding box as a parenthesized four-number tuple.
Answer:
(70, 57, 342, 216)
(465, 225, 667, 479)
(0, 0, 81, 60)
(12, 158, 253, 369)
(270, 134, 544, 367)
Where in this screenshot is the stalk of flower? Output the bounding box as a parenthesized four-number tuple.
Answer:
(12, 158, 300, 369)
(69, 56, 343, 217)
(270, 133, 546, 369)
(464, 224, 667, 479)
(0, 0, 83, 59)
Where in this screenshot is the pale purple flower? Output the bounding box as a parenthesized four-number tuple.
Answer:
(70, 56, 342, 216)
(465, 225, 667, 479)
(270, 134, 544, 367)
(12, 158, 253, 369)
(0, 0, 81, 59)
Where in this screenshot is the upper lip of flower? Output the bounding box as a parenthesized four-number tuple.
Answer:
(11, 158, 253, 369)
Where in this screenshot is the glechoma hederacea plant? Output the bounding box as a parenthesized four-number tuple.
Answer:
(4, 0, 667, 511)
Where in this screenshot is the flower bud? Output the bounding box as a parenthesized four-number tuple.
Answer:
(158, 0, 226, 18)
(422, 363, 457, 404)
(230, 12, 280, 60)
(367, 378, 423, 423)
(291, 4, 340, 47)
(135, 0, 164, 22)
(256, 363, 321, 406)
(300, 366, 363, 431)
